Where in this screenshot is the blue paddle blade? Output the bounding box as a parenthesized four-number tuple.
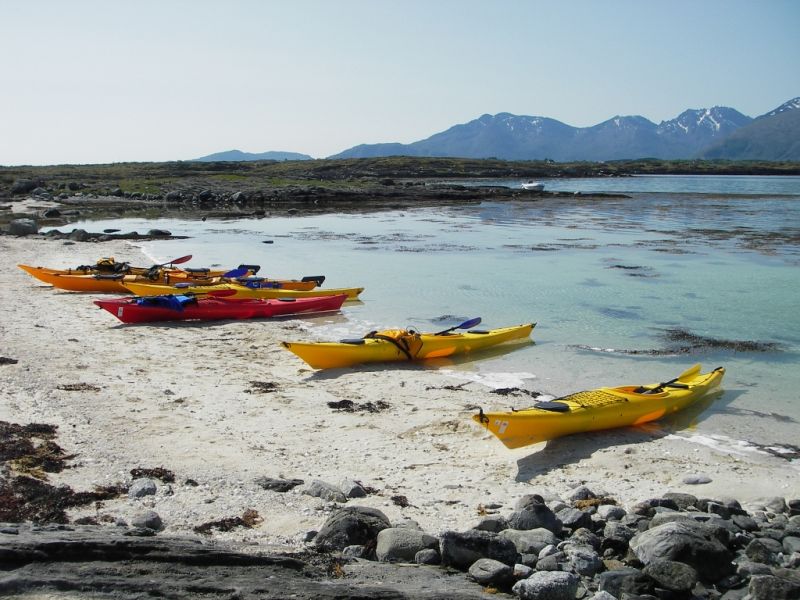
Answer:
(435, 317, 482, 335)
(222, 267, 249, 278)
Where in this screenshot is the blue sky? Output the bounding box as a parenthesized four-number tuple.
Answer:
(1, 0, 798, 165)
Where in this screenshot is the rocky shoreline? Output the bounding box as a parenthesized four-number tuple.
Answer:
(2, 480, 798, 599)
(2, 418, 799, 599)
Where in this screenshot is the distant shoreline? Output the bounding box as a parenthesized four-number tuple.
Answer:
(2, 157, 799, 229)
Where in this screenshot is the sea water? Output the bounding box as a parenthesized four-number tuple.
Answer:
(51, 175, 800, 458)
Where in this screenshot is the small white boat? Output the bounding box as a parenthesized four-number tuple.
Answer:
(521, 181, 545, 191)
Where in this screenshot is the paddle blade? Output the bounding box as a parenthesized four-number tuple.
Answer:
(162, 254, 192, 266)
(222, 267, 249, 278)
(435, 317, 482, 335)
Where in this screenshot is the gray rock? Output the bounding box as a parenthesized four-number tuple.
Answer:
(514, 493, 546, 511)
(303, 480, 347, 503)
(314, 506, 391, 551)
(732, 514, 759, 531)
(514, 563, 533, 579)
(760, 496, 789, 514)
(499, 527, 557, 555)
(473, 515, 508, 533)
(8, 218, 38, 236)
(131, 510, 163, 531)
(468, 558, 513, 587)
(535, 552, 563, 571)
(439, 529, 518, 571)
(31, 187, 51, 198)
(253, 476, 304, 492)
(748, 573, 800, 600)
(512, 571, 579, 600)
(556, 507, 592, 531)
(68, 228, 90, 241)
(596, 567, 651, 598)
(375, 527, 438, 563)
(567, 527, 601, 551)
(507, 503, 562, 534)
(565, 485, 596, 503)
(587, 592, 618, 600)
(683, 474, 712, 485)
(128, 478, 157, 498)
(629, 521, 734, 581)
(736, 560, 772, 578)
(165, 191, 182, 201)
(597, 505, 626, 521)
(538, 544, 558, 559)
(414, 548, 440, 565)
(601, 521, 637, 555)
(11, 179, 37, 194)
(339, 479, 367, 498)
(783, 536, 800, 555)
(147, 229, 172, 237)
(392, 519, 422, 530)
(643, 559, 698, 592)
(662, 491, 699, 510)
(564, 543, 602, 576)
(745, 537, 783, 564)
(341, 545, 366, 560)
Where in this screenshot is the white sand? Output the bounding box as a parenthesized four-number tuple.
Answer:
(1, 235, 798, 549)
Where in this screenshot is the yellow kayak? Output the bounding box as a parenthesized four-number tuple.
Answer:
(282, 322, 535, 369)
(123, 281, 364, 300)
(473, 364, 724, 449)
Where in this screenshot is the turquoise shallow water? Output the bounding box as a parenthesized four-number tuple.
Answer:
(51, 176, 800, 454)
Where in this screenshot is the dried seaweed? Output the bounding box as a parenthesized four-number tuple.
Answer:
(193, 509, 262, 535)
(130, 467, 176, 483)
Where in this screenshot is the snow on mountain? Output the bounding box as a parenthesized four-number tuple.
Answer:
(763, 97, 800, 117)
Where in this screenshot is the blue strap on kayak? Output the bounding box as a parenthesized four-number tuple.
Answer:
(136, 294, 196, 311)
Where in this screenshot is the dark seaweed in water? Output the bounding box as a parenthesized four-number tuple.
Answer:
(573, 328, 781, 356)
(663, 328, 782, 353)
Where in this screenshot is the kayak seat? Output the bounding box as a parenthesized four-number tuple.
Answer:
(467, 330, 490, 334)
(184, 268, 210, 274)
(534, 401, 571, 412)
(341, 338, 366, 345)
(93, 274, 123, 280)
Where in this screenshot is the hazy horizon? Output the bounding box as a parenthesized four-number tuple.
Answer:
(2, 0, 798, 166)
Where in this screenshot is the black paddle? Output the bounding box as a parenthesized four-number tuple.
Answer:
(434, 317, 482, 335)
(636, 364, 701, 394)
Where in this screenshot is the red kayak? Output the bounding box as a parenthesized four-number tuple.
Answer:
(94, 293, 347, 324)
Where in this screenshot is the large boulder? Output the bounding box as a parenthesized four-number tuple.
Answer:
(375, 527, 438, 562)
(439, 529, 518, 571)
(8, 218, 38, 236)
(11, 179, 37, 194)
(313, 506, 390, 551)
(629, 521, 734, 581)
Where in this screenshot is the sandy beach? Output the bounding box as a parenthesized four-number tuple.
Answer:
(1, 234, 798, 550)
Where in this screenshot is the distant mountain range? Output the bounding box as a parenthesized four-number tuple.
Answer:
(192, 149, 312, 162)
(192, 97, 799, 163)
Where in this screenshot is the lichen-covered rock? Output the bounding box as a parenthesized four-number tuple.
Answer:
(8, 218, 38, 236)
(643, 559, 698, 592)
(128, 478, 157, 498)
(507, 503, 562, 535)
(303, 480, 347, 503)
